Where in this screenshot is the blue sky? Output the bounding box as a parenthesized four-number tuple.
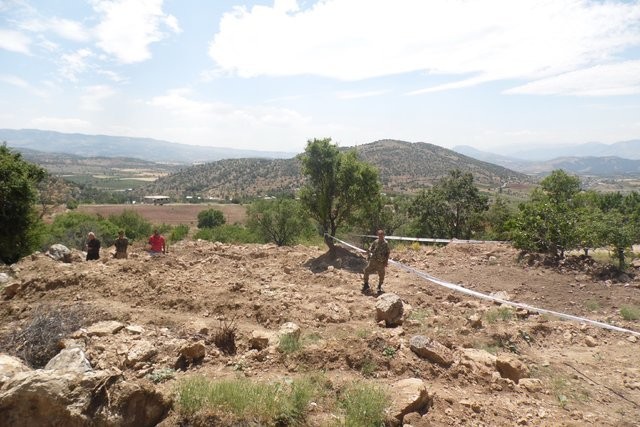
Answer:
(1, 0, 640, 154)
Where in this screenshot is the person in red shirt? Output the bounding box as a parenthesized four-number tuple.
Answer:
(148, 229, 166, 255)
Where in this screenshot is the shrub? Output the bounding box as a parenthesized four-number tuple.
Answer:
(197, 209, 226, 229)
(170, 224, 189, 242)
(278, 334, 302, 354)
(108, 209, 153, 242)
(213, 319, 237, 355)
(44, 211, 119, 250)
(339, 382, 388, 427)
(0, 304, 95, 368)
(620, 305, 640, 321)
(147, 368, 176, 384)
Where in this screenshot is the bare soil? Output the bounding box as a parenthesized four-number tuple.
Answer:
(77, 203, 248, 226)
(1, 240, 640, 426)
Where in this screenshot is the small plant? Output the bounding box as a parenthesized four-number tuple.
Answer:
(213, 318, 237, 355)
(408, 308, 431, 323)
(585, 300, 600, 312)
(355, 328, 370, 339)
(484, 307, 513, 323)
(382, 347, 396, 358)
(278, 334, 302, 354)
(410, 241, 421, 251)
(339, 382, 388, 427)
(169, 224, 189, 242)
(360, 358, 377, 377)
(147, 368, 175, 384)
(620, 305, 640, 321)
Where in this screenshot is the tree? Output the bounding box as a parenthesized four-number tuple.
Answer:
(247, 197, 312, 246)
(508, 169, 581, 257)
(0, 144, 46, 263)
(299, 138, 381, 251)
(197, 208, 226, 228)
(483, 196, 513, 241)
(600, 210, 636, 270)
(410, 169, 489, 239)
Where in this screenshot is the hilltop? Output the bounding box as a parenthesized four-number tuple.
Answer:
(142, 140, 529, 198)
(0, 240, 639, 425)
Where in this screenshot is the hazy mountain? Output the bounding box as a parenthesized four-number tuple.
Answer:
(519, 156, 640, 176)
(141, 139, 529, 198)
(453, 144, 640, 176)
(455, 139, 640, 161)
(0, 129, 295, 163)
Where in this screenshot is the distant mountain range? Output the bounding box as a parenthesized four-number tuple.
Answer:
(140, 139, 529, 198)
(0, 129, 295, 163)
(453, 143, 640, 176)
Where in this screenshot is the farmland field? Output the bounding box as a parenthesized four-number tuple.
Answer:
(77, 203, 247, 226)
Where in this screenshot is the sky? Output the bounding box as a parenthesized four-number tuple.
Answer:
(1, 0, 640, 154)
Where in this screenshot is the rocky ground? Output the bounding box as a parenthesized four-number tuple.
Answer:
(1, 239, 639, 426)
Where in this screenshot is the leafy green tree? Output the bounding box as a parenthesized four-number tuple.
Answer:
(483, 196, 514, 240)
(0, 145, 46, 263)
(108, 209, 153, 241)
(600, 210, 637, 270)
(197, 208, 226, 228)
(508, 170, 581, 257)
(247, 198, 312, 246)
(44, 211, 119, 250)
(299, 138, 381, 251)
(410, 169, 489, 239)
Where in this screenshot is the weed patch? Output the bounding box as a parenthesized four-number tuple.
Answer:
(213, 318, 237, 355)
(338, 382, 388, 427)
(279, 334, 302, 354)
(620, 305, 640, 321)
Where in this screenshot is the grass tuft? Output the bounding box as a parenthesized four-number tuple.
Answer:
(278, 334, 302, 353)
(339, 382, 388, 427)
(213, 318, 237, 355)
(620, 305, 640, 321)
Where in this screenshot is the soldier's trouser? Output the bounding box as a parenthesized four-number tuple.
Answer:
(363, 260, 385, 286)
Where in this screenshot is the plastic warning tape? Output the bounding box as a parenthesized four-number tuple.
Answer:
(329, 234, 640, 338)
(355, 234, 505, 244)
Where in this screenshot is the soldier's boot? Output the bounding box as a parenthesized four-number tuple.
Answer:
(361, 282, 370, 293)
(377, 283, 384, 295)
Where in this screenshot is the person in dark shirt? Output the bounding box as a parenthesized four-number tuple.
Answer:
(86, 232, 101, 261)
(114, 230, 129, 259)
(362, 229, 390, 295)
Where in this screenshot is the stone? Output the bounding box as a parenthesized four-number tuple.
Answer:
(496, 355, 530, 383)
(86, 320, 125, 337)
(389, 378, 432, 421)
(45, 348, 92, 373)
(249, 330, 274, 350)
(178, 341, 206, 362)
(47, 244, 72, 262)
(125, 325, 144, 335)
(519, 378, 544, 393)
(125, 340, 157, 367)
(627, 335, 638, 343)
(0, 273, 9, 283)
(375, 293, 404, 327)
(460, 348, 497, 369)
(467, 314, 482, 328)
(585, 336, 598, 347)
(278, 322, 301, 340)
(0, 354, 31, 387)
(409, 335, 453, 367)
(2, 282, 20, 299)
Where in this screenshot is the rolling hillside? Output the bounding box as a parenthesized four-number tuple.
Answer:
(140, 139, 529, 199)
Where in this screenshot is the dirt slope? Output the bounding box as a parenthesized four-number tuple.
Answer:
(1, 240, 639, 426)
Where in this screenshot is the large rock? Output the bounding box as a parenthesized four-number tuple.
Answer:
(496, 355, 530, 383)
(409, 335, 453, 367)
(47, 244, 72, 262)
(375, 293, 404, 327)
(278, 322, 301, 340)
(0, 354, 31, 387)
(45, 348, 92, 373)
(0, 369, 169, 427)
(389, 378, 433, 421)
(249, 330, 275, 350)
(125, 340, 158, 367)
(460, 348, 497, 370)
(178, 341, 206, 363)
(2, 282, 20, 299)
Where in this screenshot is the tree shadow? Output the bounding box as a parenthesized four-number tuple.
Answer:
(303, 245, 367, 274)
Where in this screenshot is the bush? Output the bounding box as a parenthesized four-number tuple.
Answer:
(339, 382, 388, 427)
(170, 224, 189, 242)
(0, 304, 95, 368)
(278, 334, 302, 354)
(43, 211, 119, 250)
(108, 210, 153, 242)
(193, 224, 259, 244)
(197, 209, 226, 229)
(620, 305, 640, 321)
(213, 319, 237, 355)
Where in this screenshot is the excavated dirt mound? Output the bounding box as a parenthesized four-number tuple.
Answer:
(1, 240, 640, 426)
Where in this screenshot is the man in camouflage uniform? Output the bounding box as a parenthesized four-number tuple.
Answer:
(362, 229, 391, 295)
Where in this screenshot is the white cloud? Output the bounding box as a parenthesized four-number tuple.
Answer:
(19, 17, 90, 42)
(0, 74, 48, 97)
(0, 29, 31, 54)
(92, 0, 181, 64)
(209, 0, 640, 95)
(336, 90, 388, 100)
(60, 48, 94, 82)
(80, 85, 116, 111)
(505, 61, 640, 96)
